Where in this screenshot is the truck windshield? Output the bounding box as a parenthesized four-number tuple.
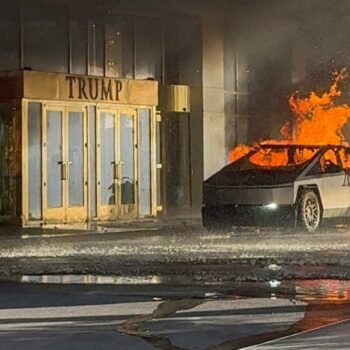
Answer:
(248, 146, 318, 168)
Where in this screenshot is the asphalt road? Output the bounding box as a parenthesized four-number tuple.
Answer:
(1, 225, 350, 348)
(1, 224, 350, 279)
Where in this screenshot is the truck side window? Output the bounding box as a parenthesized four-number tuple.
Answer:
(308, 149, 342, 175)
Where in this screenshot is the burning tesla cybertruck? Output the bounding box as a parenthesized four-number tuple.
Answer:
(202, 144, 350, 232)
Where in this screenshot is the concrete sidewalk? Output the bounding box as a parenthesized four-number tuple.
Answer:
(245, 319, 350, 349)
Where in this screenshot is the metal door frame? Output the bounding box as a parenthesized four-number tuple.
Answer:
(22, 100, 157, 226)
(42, 103, 88, 223)
(96, 106, 138, 221)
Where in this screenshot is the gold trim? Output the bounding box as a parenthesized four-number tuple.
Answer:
(151, 106, 158, 216)
(21, 99, 28, 223)
(42, 104, 88, 223)
(23, 99, 158, 224)
(22, 71, 158, 106)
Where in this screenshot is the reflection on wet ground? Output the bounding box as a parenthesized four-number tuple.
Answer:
(227, 279, 350, 348)
(6, 276, 350, 349)
(17, 274, 350, 301)
(290, 280, 350, 333)
(20, 274, 164, 285)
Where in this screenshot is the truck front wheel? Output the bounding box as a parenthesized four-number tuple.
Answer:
(298, 190, 322, 232)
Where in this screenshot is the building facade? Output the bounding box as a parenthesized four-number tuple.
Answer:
(0, 0, 206, 226)
(1, 0, 348, 226)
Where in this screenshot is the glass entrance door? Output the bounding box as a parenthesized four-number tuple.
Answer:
(97, 108, 138, 220)
(42, 105, 87, 223)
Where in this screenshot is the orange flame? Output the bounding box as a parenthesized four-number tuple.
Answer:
(229, 69, 350, 166)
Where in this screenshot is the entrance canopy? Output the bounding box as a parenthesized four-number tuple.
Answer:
(0, 70, 159, 226)
(0, 70, 158, 106)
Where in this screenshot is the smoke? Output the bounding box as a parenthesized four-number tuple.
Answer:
(231, 0, 350, 78)
(224, 0, 350, 144)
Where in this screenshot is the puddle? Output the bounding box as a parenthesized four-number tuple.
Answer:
(10, 275, 350, 349)
(294, 279, 350, 301)
(20, 274, 166, 285)
(16, 274, 350, 304)
(262, 279, 350, 302)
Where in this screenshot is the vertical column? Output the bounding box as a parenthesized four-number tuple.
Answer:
(202, 18, 226, 179)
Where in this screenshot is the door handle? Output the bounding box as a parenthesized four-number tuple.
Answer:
(111, 161, 125, 180)
(58, 161, 68, 180)
(61, 162, 68, 180)
(113, 163, 119, 180)
(111, 161, 118, 180)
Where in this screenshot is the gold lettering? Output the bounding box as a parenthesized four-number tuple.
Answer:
(66, 76, 76, 98)
(66, 76, 128, 103)
(77, 77, 88, 99)
(88, 78, 99, 100)
(115, 80, 122, 101)
(101, 79, 112, 100)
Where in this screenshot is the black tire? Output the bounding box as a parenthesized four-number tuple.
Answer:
(298, 190, 322, 232)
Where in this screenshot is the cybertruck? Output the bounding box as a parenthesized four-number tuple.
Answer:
(202, 144, 350, 232)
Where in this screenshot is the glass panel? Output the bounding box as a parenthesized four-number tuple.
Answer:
(105, 15, 133, 78)
(135, 18, 161, 80)
(47, 111, 62, 208)
(120, 114, 135, 205)
(165, 113, 191, 208)
(88, 106, 96, 217)
(224, 27, 236, 92)
(28, 102, 41, 219)
(164, 16, 202, 85)
(0, 0, 20, 70)
(156, 168, 162, 208)
(156, 117, 162, 209)
(237, 116, 249, 145)
(23, 1, 68, 73)
(156, 118, 162, 164)
(70, 11, 87, 75)
(139, 109, 151, 215)
(68, 112, 84, 207)
(100, 113, 115, 205)
(88, 14, 104, 76)
(224, 93, 237, 151)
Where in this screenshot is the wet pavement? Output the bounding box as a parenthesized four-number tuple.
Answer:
(246, 319, 350, 349)
(0, 279, 350, 349)
(2, 225, 350, 348)
(1, 225, 350, 280)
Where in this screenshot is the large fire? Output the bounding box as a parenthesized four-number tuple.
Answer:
(229, 69, 350, 166)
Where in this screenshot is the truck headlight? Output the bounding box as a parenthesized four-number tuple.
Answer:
(265, 203, 278, 210)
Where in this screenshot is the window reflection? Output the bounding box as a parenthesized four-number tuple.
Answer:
(0, 0, 20, 70)
(70, 9, 87, 75)
(100, 113, 115, 205)
(105, 16, 133, 78)
(23, 0, 68, 73)
(164, 16, 202, 86)
(135, 17, 162, 80)
(165, 113, 191, 209)
(138, 109, 151, 215)
(88, 13, 104, 76)
(120, 114, 135, 205)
